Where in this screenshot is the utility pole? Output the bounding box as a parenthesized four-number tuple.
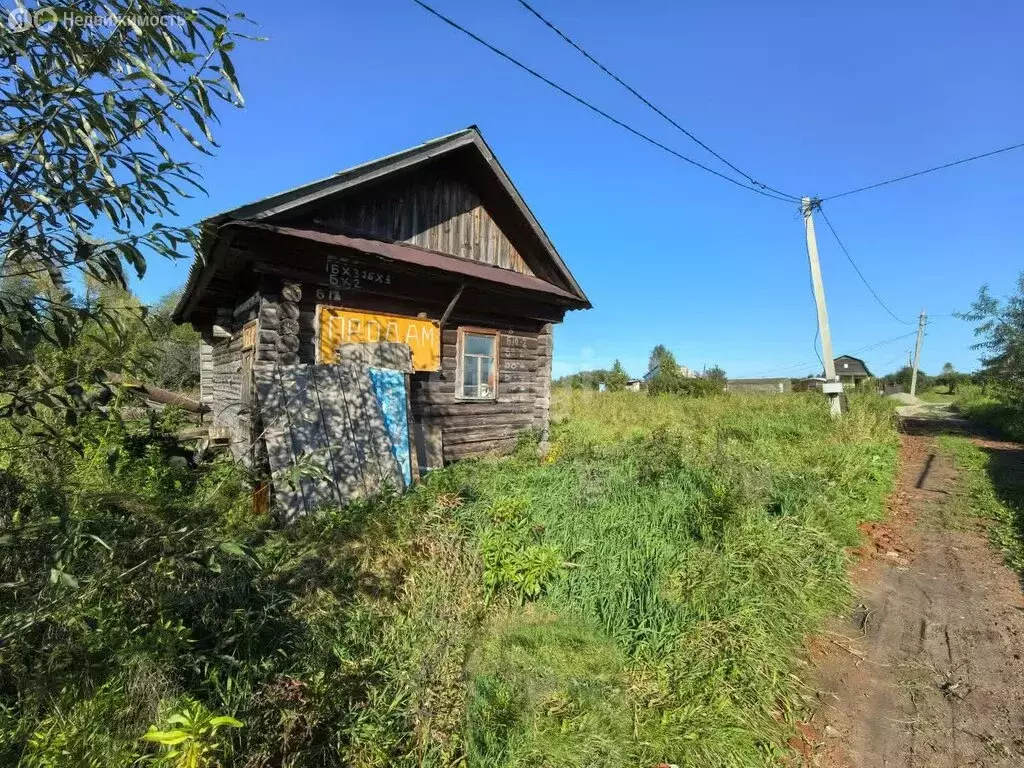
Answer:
(910, 309, 927, 396)
(802, 197, 843, 417)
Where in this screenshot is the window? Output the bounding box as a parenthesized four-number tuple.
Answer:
(457, 328, 498, 400)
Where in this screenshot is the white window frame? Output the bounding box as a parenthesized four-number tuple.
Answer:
(455, 327, 499, 401)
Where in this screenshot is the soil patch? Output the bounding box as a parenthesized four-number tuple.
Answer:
(802, 417, 1024, 767)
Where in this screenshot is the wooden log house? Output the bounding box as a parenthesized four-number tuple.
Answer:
(173, 127, 590, 478)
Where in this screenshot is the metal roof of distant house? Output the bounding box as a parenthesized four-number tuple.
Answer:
(174, 126, 590, 321)
(830, 355, 872, 377)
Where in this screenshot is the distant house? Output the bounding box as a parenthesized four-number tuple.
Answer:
(794, 377, 825, 392)
(726, 378, 792, 394)
(798, 356, 872, 391)
(832, 355, 872, 388)
(644, 363, 696, 381)
(625, 379, 643, 392)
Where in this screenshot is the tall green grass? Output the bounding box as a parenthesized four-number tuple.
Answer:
(951, 387, 1024, 442)
(0, 392, 899, 766)
(939, 435, 1024, 572)
(455, 392, 898, 766)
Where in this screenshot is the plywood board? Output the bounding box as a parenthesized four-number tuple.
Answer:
(256, 361, 408, 520)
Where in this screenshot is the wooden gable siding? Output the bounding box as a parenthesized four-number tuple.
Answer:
(309, 176, 534, 276)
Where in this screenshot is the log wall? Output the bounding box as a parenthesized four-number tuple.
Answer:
(253, 276, 553, 463)
(412, 324, 552, 461)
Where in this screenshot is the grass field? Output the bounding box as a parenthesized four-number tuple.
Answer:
(0, 391, 900, 767)
(917, 388, 956, 404)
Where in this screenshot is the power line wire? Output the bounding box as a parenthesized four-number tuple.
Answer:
(513, 0, 800, 202)
(812, 324, 824, 369)
(751, 329, 919, 378)
(822, 140, 1024, 202)
(410, 0, 796, 203)
(815, 203, 913, 325)
(854, 330, 921, 353)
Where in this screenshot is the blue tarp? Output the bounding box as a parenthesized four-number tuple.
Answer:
(368, 367, 412, 487)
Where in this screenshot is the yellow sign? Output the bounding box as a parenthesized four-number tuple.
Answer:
(318, 307, 440, 372)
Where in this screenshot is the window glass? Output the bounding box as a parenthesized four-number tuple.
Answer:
(479, 357, 493, 397)
(459, 331, 497, 399)
(465, 334, 494, 356)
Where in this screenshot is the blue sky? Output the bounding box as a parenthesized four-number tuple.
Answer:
(136, 0, 1024, 380)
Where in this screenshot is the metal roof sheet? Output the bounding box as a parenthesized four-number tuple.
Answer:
(226, 220, 586, 303)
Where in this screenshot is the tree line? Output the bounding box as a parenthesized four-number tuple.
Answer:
(553, 345, 727, 397)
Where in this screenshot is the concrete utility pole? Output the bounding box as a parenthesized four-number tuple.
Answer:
(801, 197, 843, 418)
(910, 309, 927, 396)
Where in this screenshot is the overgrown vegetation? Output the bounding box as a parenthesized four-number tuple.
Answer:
(954, 272, 1024, 440)
(553, 360, 629, 391)
(1, 389, 899, 766)
(939, 436, 1024, 572)
(645, 346, 726, 396)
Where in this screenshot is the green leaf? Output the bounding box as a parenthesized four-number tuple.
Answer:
(218, 541, 246, 558)
(142, 728, 192, 745)
(49, 568, 79, 589)
(209, 716, 243, 728)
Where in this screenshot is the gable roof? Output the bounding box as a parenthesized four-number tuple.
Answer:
(174, 127, 589, 321)
(833, 355, 872, 377)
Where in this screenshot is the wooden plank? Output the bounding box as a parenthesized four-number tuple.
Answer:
(413, 417, 443, 473)
(414, 402, 528, 417)
(333, 342, 414, 374)
(497, 370, 535, 383)
(442, 343, 539, 361)
(405, 373, 420, 483)
(444, 436, 518, 460)
(256, 361, 410, 520)
(499, 358, 539, 373)
(334, 360, 406, 494)
(256, 367, 317, 518)
(441, 418, 534, 434)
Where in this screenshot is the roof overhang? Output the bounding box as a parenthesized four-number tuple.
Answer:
(173, 127, 589, 321)
(230, 221, 586, 303)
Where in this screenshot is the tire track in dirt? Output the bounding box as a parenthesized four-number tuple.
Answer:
(800, 415, 1024, 767)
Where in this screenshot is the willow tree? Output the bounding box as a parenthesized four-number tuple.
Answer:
(0, 1, 253, 428)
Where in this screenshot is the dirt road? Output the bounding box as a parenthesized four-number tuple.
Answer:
(803, 410, 1024, 767)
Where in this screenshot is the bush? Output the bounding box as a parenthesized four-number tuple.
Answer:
(0, 412, 483, 767)
(953, 389, 1024, 442)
